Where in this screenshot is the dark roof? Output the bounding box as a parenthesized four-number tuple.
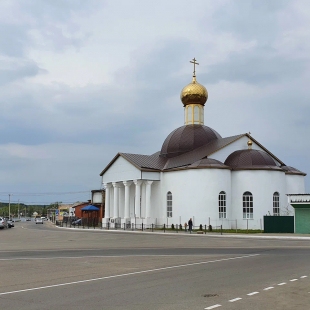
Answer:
(281, 165, 307, 176)
(120, 153, 167, 170)
(160, 124, 221, 158)
(187, 158, 230, 169)
(100, 134, 243, 175)
(100, 132, 292, 176)
(224, 149, 282, 171)
(100, 152, 167, 176)
(163, 134, 243, 170)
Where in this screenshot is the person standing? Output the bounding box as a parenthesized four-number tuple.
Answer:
(188, 218, 193, 233)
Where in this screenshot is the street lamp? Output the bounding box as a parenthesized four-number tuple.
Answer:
(8, 194, 11, 219)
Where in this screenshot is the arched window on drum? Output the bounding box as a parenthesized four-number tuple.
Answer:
(167, 191, 172, 218)
(219, 191, 226, 218)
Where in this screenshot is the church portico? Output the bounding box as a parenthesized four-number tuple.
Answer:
(103, 179, 156, 225)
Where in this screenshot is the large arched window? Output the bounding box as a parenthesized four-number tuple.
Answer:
(243, 191, 253, 219)
(167, 191, 172, 217)
(273, 192, 280, 216)
(219, 191, 226, 218)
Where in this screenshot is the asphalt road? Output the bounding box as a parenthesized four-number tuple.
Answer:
(0, 221, 309, 310)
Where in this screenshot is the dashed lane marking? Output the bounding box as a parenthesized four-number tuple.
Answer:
(205, 305, 221, 310)
(229, 297, 242, 302)
(247, 291, 259, 296)
(204, 275, 308, 310)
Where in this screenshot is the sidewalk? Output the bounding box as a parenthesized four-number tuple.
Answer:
(50, 221, 310, 240)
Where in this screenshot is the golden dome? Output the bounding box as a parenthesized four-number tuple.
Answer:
(180, 76, 208, 106)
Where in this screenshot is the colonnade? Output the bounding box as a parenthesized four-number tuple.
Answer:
(103, 180, 153, 219)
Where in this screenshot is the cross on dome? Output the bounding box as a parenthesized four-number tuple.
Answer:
(190, 58, 199, 77)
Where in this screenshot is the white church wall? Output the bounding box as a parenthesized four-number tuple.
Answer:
(148, 181, 161, 222)
(160, 168, 231, 227)
(286, 174, 305, 194)
(102, 156, 141, 183)
(209, 136, 282, 166)
(141, 171, 160, 180)
(231, 170, 286, 229)
(284, 174, 305, 216)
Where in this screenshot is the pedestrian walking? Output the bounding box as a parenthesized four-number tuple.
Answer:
(188, 218, 193, 233)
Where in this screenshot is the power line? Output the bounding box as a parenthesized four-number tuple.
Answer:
(0, 190, 92, 197)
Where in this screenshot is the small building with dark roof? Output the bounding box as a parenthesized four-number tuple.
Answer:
(99, 61, 306, 230)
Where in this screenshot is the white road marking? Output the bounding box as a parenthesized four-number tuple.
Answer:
(263, 287, 274, 291)
(0, 254, 259, 296)
(290, 279, 298, 282)
(301, 276, 308, 278)
(205, 305, 221, 310)
(247, 291, 259, 296)
(278, 282, 286, 286)
(229, 297, 242, 302)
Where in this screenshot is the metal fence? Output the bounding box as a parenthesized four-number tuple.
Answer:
(53, 218, 225, 234)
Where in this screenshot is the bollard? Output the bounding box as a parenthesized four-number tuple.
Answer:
(142, 223, 144, 231)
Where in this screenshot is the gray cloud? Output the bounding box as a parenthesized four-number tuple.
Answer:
(0, 0, 309, 203)
(0, 24, 29, 57)
(201, 47, 306, 85)
(214, 0, 289, 42)
(0, 60, 46, 86)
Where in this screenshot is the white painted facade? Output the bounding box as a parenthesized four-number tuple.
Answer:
(101, 146, 306, 229)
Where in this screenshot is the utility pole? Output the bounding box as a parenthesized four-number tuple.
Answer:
(8, 194, 11, 219)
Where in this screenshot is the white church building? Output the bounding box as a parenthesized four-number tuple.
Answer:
(100, 60, 306, 230)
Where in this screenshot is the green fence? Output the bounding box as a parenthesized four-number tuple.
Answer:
(264, 216, 294, 233)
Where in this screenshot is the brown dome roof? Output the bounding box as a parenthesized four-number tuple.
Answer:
(224, 149, 282, 171)
(160, 125, 221, 158)
(189, 158, 230, 169)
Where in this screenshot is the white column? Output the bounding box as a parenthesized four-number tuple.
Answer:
(134, 180, 143, 218)
(145, 181, 153, 218)
(123, 181, 132, 218)
(103, 183, 111, 218)
(112, 182, 120, 218)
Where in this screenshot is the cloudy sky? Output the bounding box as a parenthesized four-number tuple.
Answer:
(0, 0, 309, 206)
